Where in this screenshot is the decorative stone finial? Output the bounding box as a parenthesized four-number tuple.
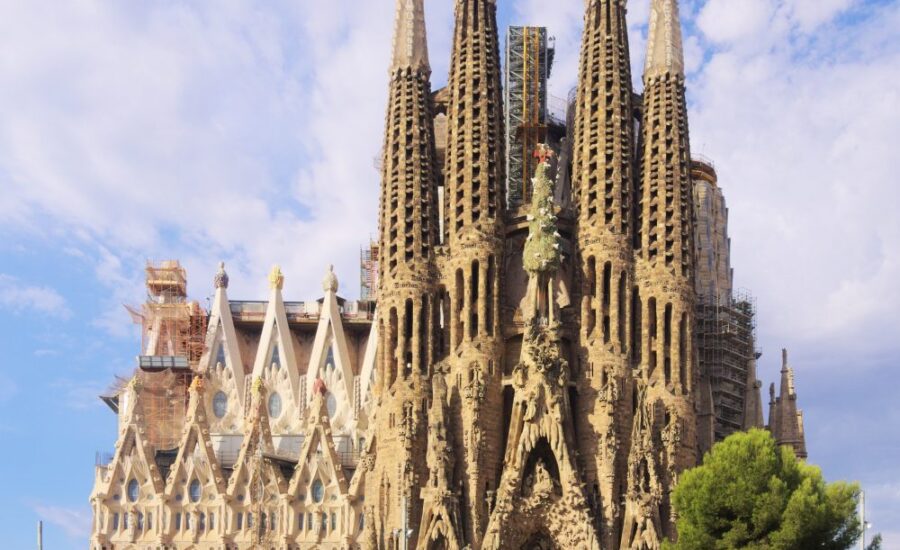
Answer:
(313, 377, 327, 396)
(190, 376, 205, 393)
(268, 265, 284, 290)
(214, 261, 229, 289)
(322, 264, 339, 293)
(390, 0, 430, 73)
(644, 0, 685, 79)
(782, 348, 789, 368)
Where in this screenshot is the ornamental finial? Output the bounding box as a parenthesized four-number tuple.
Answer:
(269, 265, 284, 290)
(533, 144, 555, 165)
(214, 261, 229, 289)
(322, 264, 339, 293)
(313, 377, 327, 396)
(190, 376, 205, 393)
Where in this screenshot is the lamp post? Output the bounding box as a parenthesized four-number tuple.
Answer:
(860, 490, 873, 550)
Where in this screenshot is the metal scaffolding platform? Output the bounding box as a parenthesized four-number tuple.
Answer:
(505, 26, 554, 210)
(697, 289, 758, 441)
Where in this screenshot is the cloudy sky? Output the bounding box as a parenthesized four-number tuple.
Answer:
(0, 0, 897, 547)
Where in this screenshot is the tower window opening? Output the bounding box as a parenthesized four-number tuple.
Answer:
(603, 262, 612, 343)
(586, 257, 597, 335)
(389, 307, 399, 386)
(632, 287, 642, 365)
(419, 295, 428, 374)
(454, 269, 464, 348)
(486, 255, 496, 335)
(470, 260, 480, 339)
(618, 272, 627, 351)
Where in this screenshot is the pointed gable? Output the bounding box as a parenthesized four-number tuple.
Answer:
(288, 379, 349, 501)
(100, 379, 166, 501)
(164, 378, 227, 499)
(228, 378, 289, 499)
(305, 266, 356, 408)
(200, 262, 247, 424)
(252, 266, 300, 398)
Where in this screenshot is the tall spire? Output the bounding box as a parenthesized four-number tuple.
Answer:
(769, 349, 808, 459)
(627, 0, 697, 543)
(391, 0, 430, 73)
(571, 0, 636, 545)
(444, 0, 506, 243)
(440, 0, 506, 546)
(368, 0, 440, 546)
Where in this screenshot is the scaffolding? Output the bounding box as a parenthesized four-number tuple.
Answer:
(360, 242, 379, 302)
(128, 261, 208, 365)
(505, 26, 553, 210)
(697, 289, 758, 441)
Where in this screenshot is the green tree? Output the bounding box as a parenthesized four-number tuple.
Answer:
(664, 429, 861, 550)
(866, 534, 883, 550)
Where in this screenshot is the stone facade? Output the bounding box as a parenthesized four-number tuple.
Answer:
(88, 0, 807, 549)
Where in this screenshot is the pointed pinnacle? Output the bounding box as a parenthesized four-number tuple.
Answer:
(391, 0, 430, 73)
(644, 0, 685, 80)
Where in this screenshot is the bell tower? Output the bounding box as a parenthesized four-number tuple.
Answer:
(570, 0, 637, 544)
(439, 0, 507, 546)
(368, 0, 441, 546)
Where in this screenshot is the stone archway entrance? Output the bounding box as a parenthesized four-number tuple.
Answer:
(427, 533, 448, 550)
(521, 530, 555, 550)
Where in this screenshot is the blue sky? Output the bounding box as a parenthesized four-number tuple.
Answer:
(0, 0, 898, 548)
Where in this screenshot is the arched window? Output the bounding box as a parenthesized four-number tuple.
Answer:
(213, 391, 228, 419)
(326, 392, 337, 418)
(126, 479, 139, 503)
(189, 479, 202, 503)
(311, 479, 325, 503)
(268, 392, 283, 418)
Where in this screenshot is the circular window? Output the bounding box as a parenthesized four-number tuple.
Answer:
(127, 479, 140, 503)
(212, 391, 228, 418)
(311, 479, 324, 503)
(268, 392, 283, 418)
(189, 479, 202, 503)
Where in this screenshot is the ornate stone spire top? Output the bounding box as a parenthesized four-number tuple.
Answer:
(645, 0, 685, 79)
(391, 0, 430, 73)
(268, 265, 284, 291)
(322, 264, 339, 293)
(214, 261, 229, 289)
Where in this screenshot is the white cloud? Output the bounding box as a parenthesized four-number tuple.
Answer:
(0, 0, 425, 316)
(33, 504, 91, 540)
(0, 274, 71, 319)
(698, 0, 775, 44)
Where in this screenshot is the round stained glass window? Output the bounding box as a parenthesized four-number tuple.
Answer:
(212, 391, 228, 418)
(311, 479, 324, 503)
(127, 479, 140, 503)
(268, 392, 283, 419)
(189, 479, 202, 503)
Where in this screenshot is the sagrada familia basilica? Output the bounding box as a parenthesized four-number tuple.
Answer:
(89, 0, 807, 548)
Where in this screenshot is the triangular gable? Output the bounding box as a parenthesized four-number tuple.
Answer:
(100, 381, 165, 500)
(251, 267, 300, 404)
(163, 379, 227, 497)
(483, 323, 600, 550)
(199, 263, 246, 409)
(288, 383, 348, 498)
(227, 379, 288, 498)
(305, 274, 355, 405)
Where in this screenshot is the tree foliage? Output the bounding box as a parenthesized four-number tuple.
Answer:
(523, 154, 560, 275)
(664, 429, 861, 550)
